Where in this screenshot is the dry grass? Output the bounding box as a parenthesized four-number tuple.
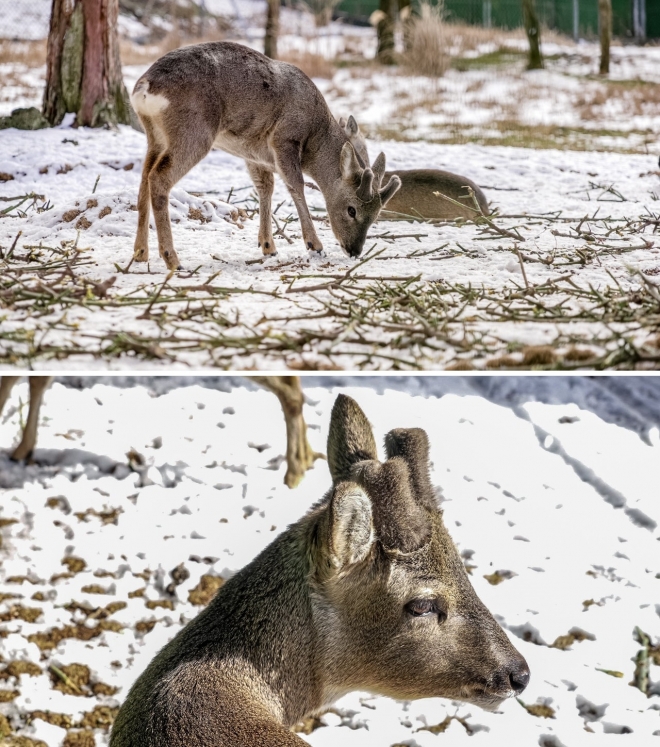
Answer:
(0, 40, 46, 68)
(404, 3, 450, 79)
(279, 50, 335, 79)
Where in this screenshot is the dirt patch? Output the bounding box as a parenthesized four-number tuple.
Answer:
(62, 556, 86, 574)
(0, 661, 42, 680)
(78, 706, 118, 731)
(188, 574, 225, 606)
(27, 620, 124, 651)
(63, 730, 96, 747)
(0, 606, 42, 624)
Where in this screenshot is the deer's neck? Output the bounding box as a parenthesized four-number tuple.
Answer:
(302, 116, 347, 197)
(192, 526, 324, 726)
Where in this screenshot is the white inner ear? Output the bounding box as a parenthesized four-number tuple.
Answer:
(331, 486, 374, 568)
(340, 143, 360, 182)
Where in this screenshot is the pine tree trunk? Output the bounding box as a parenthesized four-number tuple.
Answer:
(376, 0, 396, 65)
(522, 0, 544, 70)
(598, 0, 612, 75)
(43, 0, 131, 127)
(264, 0, 280, 59)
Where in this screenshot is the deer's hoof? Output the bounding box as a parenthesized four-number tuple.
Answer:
(133, 249, 149, 262)
(306, 240, 324, 253)
(260, 240, 277, 256)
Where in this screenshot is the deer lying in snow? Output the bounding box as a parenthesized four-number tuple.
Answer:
(339, 115, 490, 220)
(110, 393, 529, 747)
(130, 42, 401, 269)
(0, 376, 52, 461)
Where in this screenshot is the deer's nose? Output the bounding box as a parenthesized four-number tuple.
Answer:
(509, 662, 530, 694)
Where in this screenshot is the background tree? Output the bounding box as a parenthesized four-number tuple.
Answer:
(598, 0, 612, 74)
(374, 0, 396, 65)
(264, 0, 280, 59)
(44, 0, 132, 127)
(522, 0, 544, 70)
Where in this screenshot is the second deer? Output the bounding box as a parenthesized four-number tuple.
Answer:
(340, 115, 490, 220)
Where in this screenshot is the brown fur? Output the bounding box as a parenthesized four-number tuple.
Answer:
(110, 394, 529, 747)
(340, 115, 490, 219)
(0, 376, 52, 461)
(130, 42, 401, 269)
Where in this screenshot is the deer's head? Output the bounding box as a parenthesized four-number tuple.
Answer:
(311, 394, 530, 709)
(325, 143, 400, 258)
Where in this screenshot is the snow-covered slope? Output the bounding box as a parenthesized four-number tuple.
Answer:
(1, 378, 659, 746)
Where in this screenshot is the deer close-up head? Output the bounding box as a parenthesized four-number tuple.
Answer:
(314, 394, 530, 709)
(325, 143, 401, 258)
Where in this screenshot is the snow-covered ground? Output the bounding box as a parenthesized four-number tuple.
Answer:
(1, 7, 659, 369)
(0, 376, 659, 746)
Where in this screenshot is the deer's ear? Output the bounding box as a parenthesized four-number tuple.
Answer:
(329, 483, 374, 568)
(327, 394, 378, 483)
(346, 114, 360, 136)
(340, 141, 362, 182)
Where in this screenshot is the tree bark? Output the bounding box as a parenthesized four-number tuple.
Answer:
(44, 0, 131, 127)
(375, 0, 396, 65)
(522, 0, 544, 70)
(264, 0, 279, 59)
(398, 0, 416, 53)
(598, 0, 612, 75)
(253, 376, 324, 489)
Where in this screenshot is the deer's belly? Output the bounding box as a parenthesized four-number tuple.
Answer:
(212, 131, 275, 169)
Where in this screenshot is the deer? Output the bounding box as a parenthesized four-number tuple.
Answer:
(110, 393, 530, 747)
(129, 42, 402, 270)
(339, 115, 490, 220)
(0, 376, 53, 461)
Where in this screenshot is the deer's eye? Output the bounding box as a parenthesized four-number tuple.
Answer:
(406, 598, 447, 622)
(347, 206, 357, 219)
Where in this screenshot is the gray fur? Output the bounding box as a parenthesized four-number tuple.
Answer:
(110, 393, 529, 747)
(340, 115, 490, 220)
(130, 43, 402, 269)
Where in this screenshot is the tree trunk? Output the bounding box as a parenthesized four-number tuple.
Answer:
(253, 376, 324, 489)
(522, 0, 544, 70)
(375, 0, 396, 65)
(264, 0, 280, 59)
(44, 0, 131, 127)
(598, 0, 612, 75)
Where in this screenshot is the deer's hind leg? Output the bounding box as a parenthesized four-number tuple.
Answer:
(134, 118, 165, 264)
(148, 123, 214, 271)
(246, 162, 276, 256)
(0, 377, 20, 418)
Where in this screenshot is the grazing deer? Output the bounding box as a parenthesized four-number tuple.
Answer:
(130, 42, 401, 269)
(0, 376, 52, 461)
(110, 394, 529, 747)
(339, 115, 490, 220)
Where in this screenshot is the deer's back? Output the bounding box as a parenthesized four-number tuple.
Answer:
(382, 169, 489, 220)
(134, 42, 330, 164)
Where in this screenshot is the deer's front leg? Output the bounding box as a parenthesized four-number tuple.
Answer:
(273, 141, 323, 253)
(246, 162, 276, 255)
(11, 376, 52, 461)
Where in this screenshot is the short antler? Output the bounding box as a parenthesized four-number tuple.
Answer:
(356, 168, 374, 202)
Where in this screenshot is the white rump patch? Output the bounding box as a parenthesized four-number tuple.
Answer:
(130, 81, 170, 118)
